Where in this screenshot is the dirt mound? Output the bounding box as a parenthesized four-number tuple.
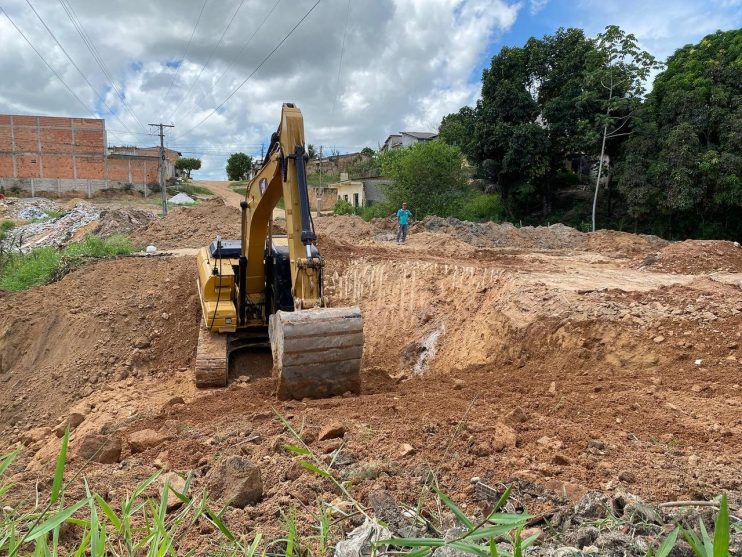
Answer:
(128, 199, 241, 249)
(0, 256, 200, 432)
(587, 229, 669, 257)
(315, 214, 380, 240)
(92, 208, 156, 237)
(637, 240, 742, 274)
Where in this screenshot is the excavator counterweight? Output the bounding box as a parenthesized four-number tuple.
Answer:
(195, 104, 363, 399)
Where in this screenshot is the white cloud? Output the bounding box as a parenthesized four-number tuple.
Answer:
(0, 0, 520, 178)
(529, 0, 549, 15)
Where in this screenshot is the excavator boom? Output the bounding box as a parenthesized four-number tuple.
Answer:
(195, 104, 363, 398)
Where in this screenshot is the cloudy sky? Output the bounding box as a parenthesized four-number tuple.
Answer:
(1, 0, 740, 178)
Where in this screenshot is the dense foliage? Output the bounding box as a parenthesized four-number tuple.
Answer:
(439, 27, 741, 239)
(379, 140, 469, 218)
(225, 152, 253, 181)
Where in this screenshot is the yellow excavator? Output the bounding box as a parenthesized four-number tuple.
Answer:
(194, 103, 363, 399)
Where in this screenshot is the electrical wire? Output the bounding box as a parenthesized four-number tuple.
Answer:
(56, 0, 147, 132)
(23, 0, 138, 134)
(0, 7, 95, 117)
(205, 0, 282, 97)
(167, 0, 249, 123)
(174, 0, 323, 139)
(331, 0, 352, 115)
(160, 0, 209, 112)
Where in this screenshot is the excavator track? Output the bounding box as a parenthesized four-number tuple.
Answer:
(195, 319, 228, 387)
(270, 306, 363, 399)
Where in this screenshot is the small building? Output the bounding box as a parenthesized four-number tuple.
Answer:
(381, 131, 438, 151)
(332, 177, 365, 208)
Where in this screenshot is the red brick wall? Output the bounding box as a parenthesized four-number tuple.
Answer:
(0, 114, 105, 180)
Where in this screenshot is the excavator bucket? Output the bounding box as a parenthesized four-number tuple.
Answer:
(270, 306, 363, 399)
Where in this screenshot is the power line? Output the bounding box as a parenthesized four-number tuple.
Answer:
(175, 0, 323, 139)
(23, 0, 138, 134)
(56, 0, 147, 132)
(160, 0, 209, 112)
(332, 0, 352, 115)
(203, 0, 282, 103)
(167, 0, 249, 123)
(0, 7, 94, 117)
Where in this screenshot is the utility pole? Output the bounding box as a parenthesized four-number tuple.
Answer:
(149, 122, 174, 216)
(317, 144, 324, 217)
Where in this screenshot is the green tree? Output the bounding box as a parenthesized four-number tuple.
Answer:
(379, 140, 467, 218)
(174, 157, 202, 178)
(617, 29, 742, 238)
(584, 25, 661, 231)
(307, 144, 317, 159)
(438, 107, 476, 158)
(360, 147, 375, 157)
(226, 152, 253, 181)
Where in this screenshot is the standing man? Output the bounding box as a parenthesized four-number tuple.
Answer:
(396, 202, 412, 244)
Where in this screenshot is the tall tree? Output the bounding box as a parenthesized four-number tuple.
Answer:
(617, 29, 742, 238)
(584, 26, 661, 231)
(225, 152, 253, 181)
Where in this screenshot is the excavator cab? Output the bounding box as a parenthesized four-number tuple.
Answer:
(195, 104, 363, 399)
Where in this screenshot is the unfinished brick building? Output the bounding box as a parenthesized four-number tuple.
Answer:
(0, 114, 178, 196)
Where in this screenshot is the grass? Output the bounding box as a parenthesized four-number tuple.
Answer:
(0, 219, 15, 241)
(170, 180, 213, 197)
(0, 234, 134, 292)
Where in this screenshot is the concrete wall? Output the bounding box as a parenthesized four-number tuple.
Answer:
(0, 177, 154, 197)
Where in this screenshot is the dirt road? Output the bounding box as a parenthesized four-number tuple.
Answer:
(197, 180, 286, 218)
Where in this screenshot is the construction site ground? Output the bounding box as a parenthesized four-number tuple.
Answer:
(1, 183, 741, 553)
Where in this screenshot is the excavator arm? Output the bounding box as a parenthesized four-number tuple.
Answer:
(195, 103, 363, 399)
(239, 103, 323, 319)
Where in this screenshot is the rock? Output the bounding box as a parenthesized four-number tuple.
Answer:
(161, 472, 186, 511)
(553, 453, 571, 466)
(491, 421, 517, 451)
(453, 379, 464, 390)
(688, 454, 700, 466)
(75, 434, 122, 464)
(208, 455, 263, 508)
(595, 531, 648, 555)
(568, 526, 599, 549)
(20, 426, 52, 445)
(399, 443, 415, 457)
(133, 337, 151, 349)
(318, 422, 346, 441)
(128, 429, 169, 453)
(145, 245, 157, 253)
(623, 500, 662, 525)
(573, 492, 611, 520)
(553, 548, 582, 557)
(169, 193, 195, 205)
(653, 335, 665, 343)
(54, 413, 86, 437)
(694, 359, 703, 366)
(618, 470, 636, 483)
(588, 439, 606, 451)
(161, 312, 170, 320)
(163, 396, 185, 407)
(548, 381, 556, 395)
(537, 435, 563, 451)
(505, 407, 529, 424)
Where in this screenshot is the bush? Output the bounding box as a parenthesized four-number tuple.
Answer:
(334, 198, 355, 215)
(359, 202, 394, 221)
(0, 220, 14, 241)
(454, 191, 504, 222)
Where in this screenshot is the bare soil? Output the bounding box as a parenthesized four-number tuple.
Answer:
(1, 204, 741, 553)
